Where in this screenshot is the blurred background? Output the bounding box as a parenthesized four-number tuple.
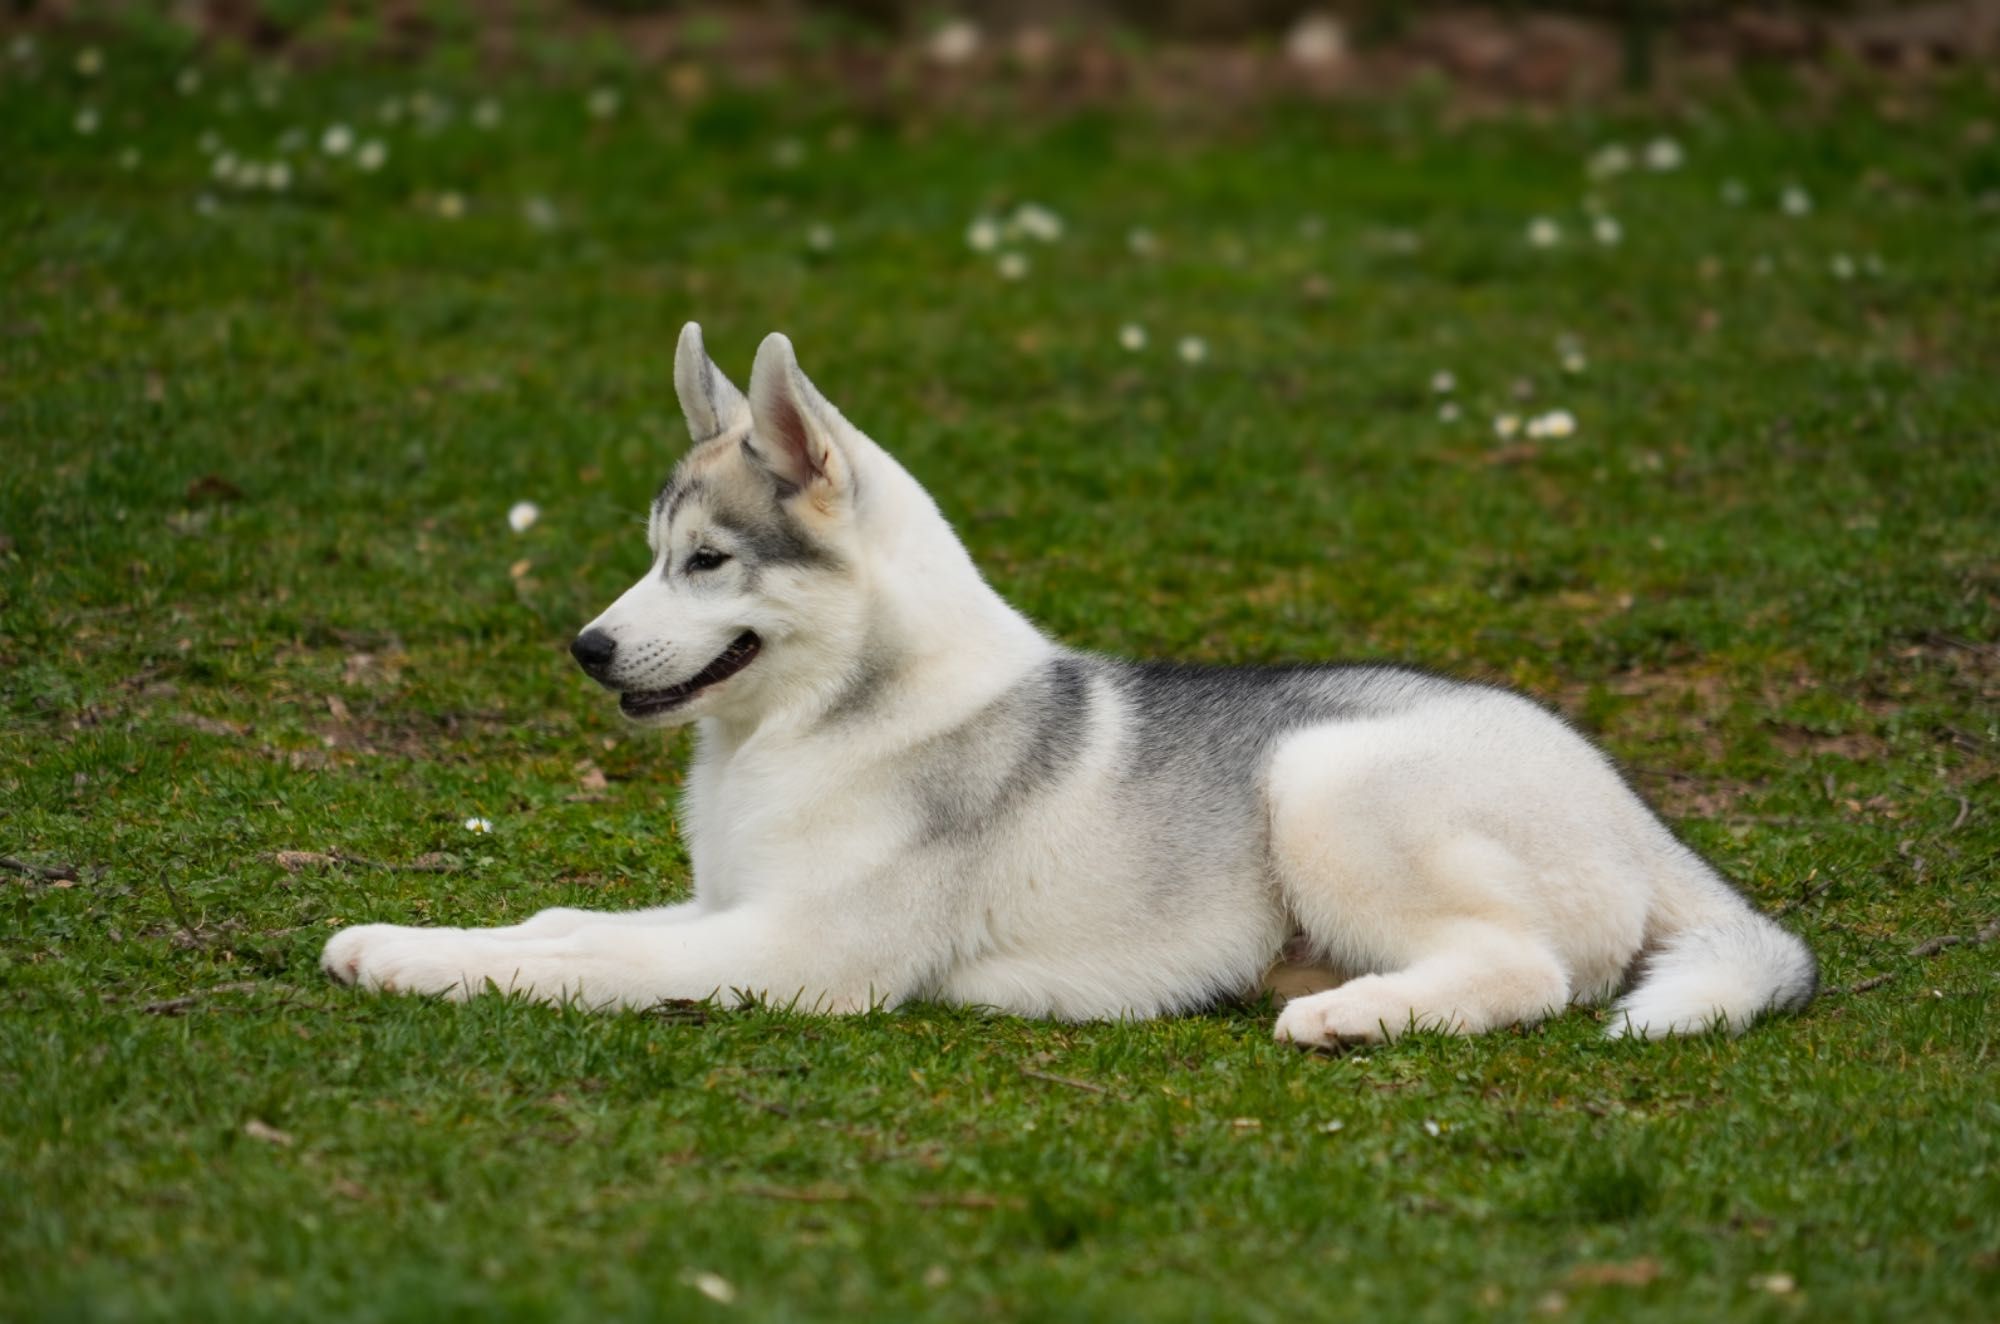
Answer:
(14, 2, 2000, 102)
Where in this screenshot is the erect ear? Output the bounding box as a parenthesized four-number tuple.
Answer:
(745, 332, 852, 502)
(673, 321, 750, 443)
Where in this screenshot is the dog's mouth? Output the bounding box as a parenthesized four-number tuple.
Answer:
(619, 631, 762, 718)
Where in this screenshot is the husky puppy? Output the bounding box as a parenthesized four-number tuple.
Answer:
(322, 325, 1816, 1044)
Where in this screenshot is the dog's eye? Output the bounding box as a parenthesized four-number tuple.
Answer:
(686, 548, 731, 573)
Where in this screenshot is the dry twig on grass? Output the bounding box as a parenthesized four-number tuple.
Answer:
(1, 855, 79, 883)
(1021, 1067, 1118, 1097)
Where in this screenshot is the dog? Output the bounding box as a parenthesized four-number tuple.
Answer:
(321, 324, 1817, 1044)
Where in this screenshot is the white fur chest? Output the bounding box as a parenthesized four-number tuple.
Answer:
(680, 724, 912, 912)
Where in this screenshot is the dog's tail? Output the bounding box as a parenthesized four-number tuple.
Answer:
(1607, 851, 1817, 1039)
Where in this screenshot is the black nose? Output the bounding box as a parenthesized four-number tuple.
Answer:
(570, 629, 617, 680)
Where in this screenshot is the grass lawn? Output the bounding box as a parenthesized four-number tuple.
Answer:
(3, 28, 1998, 1323)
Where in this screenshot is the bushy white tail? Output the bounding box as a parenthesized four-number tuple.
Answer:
(1609, 911, 1817, 1040)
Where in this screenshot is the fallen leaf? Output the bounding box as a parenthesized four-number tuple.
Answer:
(1567, 1257, 1663, 1287)
(185, 473, 244, 503)
(575, 760, 609, 793)
(273, 850, 336, 873)
(243, 1119, 294, 1147)
(174, 712, 248, 737)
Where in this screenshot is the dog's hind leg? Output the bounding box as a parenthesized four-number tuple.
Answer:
(1263, 722, 1578, 1047)
(1272, 922, 1570, 1046)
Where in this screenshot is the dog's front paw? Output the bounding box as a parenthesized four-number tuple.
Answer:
(320, 924, 489, 997)
(321, 924, 408, 986)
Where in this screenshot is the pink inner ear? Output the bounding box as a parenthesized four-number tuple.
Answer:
(764, 388, 824, 484)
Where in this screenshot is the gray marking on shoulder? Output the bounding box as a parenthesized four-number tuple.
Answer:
(912, 654, 1095, 846)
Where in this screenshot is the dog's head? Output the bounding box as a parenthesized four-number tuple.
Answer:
(572, 325, 875, 729)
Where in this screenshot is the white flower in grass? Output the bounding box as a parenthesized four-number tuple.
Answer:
(1118, 323, 1147, 351)
(1830, 253, 1856, 280)
(1422, 1119, 1443, 1137)
(472, 98, 503, 130)
(198, 130, 222, 155)
(118, 146, 140, 171)
(965, 216, 1001, 252)
(995, 250, 1029, 281)
(1586, 143, 1632, 179)
(1437, 401, 1461, 423)
(436, 191, 466, 220)
(1561, 349, 1588, 374)
(1781, 185, 1812, 216)
(176, 67, 201, 96)
(1430, 369, 1456, 394)
(522, 196, 558, 231)
(686, 1272, 737, 1305)
(805, 223, 835, 253)
(927, 20, 981, 67)
(1493, 413, 1521, 440)
(264, 160, 292, 192)
(508, 501, 540, 533)
(1177, 335, 1208, 365)
(586, 86, 621, 120)
(1526, 217, 1561, 248)
(1720, 178, 1748, 206)
(1643, 136, 1684, 171)
(1592, 215, 1623, 246)
(212, 151, 239, 182)
(73, 107, 99, 135)
(1318, 1119, 1345, 1134)
(1285, 13, 1347, 69)
(321, 123, 354, 155)
(75, 47, 103, 78)
(770, 137, 804, 168)
(464, 816, 493, 834)
(356, 139, 388, 172)
(1749, 1272, 1797, 1296)
(1127, 227, 1159, 258)
(1526, 409, 1576, 440)
(1011, 202, 1063, 243)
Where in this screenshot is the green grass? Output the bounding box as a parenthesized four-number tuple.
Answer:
(4, 30, 1999, 1324)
